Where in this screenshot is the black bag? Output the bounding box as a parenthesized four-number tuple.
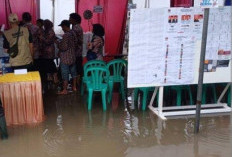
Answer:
(87, 50, 97, 61)
(8, 26, 21, 58)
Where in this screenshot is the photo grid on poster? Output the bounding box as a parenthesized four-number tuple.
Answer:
(162, 8, 204, 85)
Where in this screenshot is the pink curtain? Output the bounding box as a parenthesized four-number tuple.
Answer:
(171, 0, 193, 7)
(0, 0, 9, 28)
(76, 0, 128, 56)
(0, 0, 38, 28)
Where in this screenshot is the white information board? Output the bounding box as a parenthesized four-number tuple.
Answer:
(128, 7, 232, 88)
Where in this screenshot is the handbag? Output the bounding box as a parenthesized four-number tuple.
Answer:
(8, 26, 21, 58)
(87, 50, 97, 61)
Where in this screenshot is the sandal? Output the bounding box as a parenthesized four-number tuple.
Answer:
(57, 90, 68, 95)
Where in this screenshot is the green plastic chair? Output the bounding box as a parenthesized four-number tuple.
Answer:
(202, 84, 217, 104)
(85, 67, 110, 111)
(81, 60, 106, 95)
(134, 87, 156, 111)
(107, 59, 127, 103)
(170, 85, 193, 106)
(134, 86, 193, 110)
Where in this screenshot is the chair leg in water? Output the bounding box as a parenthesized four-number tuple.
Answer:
(120, 81, 125, 100)
(81, 81, 84, 96)
(176, 88, 182, 106)
(108, 81, 114, 104)
(133, 88, 139, 107)
(87, 90, 93, 110)
(0, 116, 8, 140)
(188, 86, 193, 105)
(142, 89, 149, 111)
(101, 89, 107, 111)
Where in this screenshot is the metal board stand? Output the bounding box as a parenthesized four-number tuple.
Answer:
(148, 84, 232, 120)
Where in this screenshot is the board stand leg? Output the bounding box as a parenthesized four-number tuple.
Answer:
(148, 87, 158, 107)
(149, 86, 167, 120)
(217, 83, 230, 104)
(158, 87, 164, 115)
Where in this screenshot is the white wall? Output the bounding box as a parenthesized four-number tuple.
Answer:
(40, 0, 53, 22)
(40, 0, 75, 34)
(54, 0, 75, 34)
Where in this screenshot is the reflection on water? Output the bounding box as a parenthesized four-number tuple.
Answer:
(0, 93, 232, 157)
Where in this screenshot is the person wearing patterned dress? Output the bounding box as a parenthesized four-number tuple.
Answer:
(34, 19, 44, 71)
(22, 12, 39, 62)
(56, 20, 77, 95)
(40, 19, 58, 85)
(69, 13, 83, 86)
(87, 24, 105, 60)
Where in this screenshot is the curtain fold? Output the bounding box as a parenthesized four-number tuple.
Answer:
(171, 0, 193, 7)
(0, 0, 9, 28)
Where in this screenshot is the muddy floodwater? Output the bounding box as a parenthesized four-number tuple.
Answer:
(1, 93, 232, 157)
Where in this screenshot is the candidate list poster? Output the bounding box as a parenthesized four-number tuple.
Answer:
(162, 8, 204, 85)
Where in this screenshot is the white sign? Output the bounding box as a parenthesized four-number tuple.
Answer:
(195, 0, 224, 8)
(93, 6, 103, 13)
(14, 69, 27, 75)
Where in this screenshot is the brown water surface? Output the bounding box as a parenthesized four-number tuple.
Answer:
(0, 93, 232, 157)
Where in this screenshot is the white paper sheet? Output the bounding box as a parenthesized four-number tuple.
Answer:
(161, 8, 199, 85)
(206, 7, 232, 60)
(128, 9, 165, 87)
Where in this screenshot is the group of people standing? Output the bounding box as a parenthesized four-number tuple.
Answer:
(1, 12, 105, 95)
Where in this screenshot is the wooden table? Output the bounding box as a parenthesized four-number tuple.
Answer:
(0, 72, 44, 125)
